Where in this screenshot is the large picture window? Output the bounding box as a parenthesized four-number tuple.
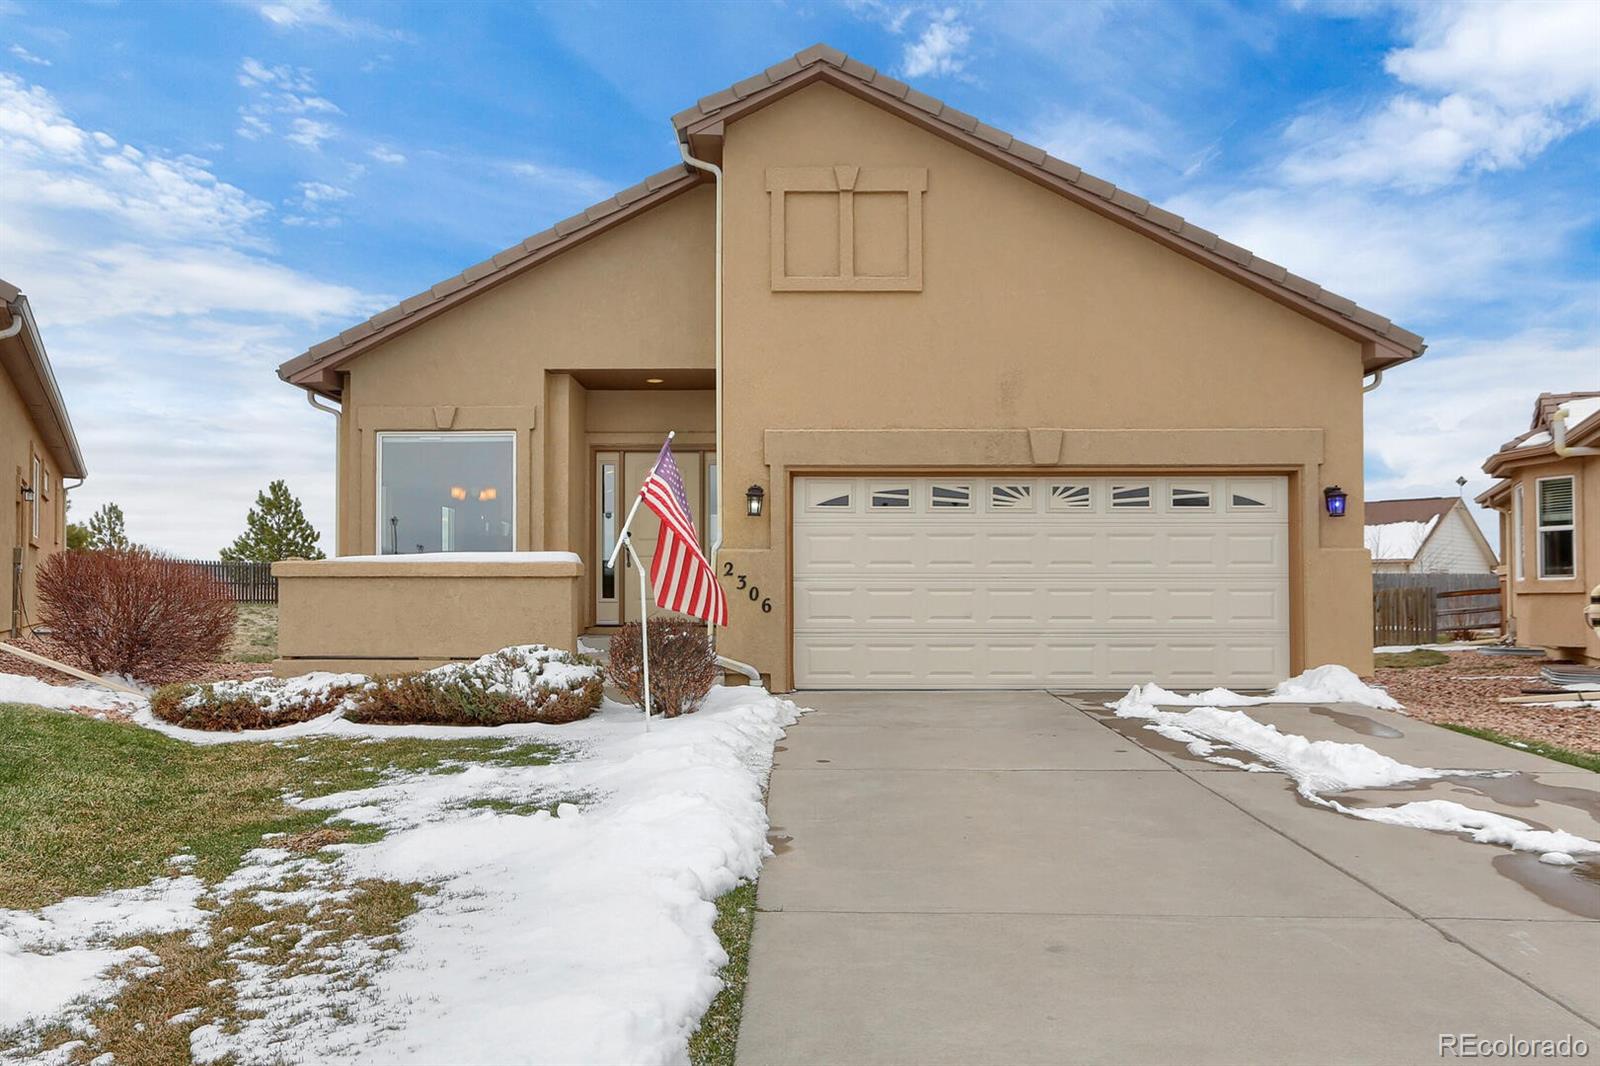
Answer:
(377, 432, 514, 554)
(1536, 476, 1575, 579)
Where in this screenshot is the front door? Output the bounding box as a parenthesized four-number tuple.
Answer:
(599, 450, 706, 624)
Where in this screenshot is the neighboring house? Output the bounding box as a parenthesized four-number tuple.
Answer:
(1364, 497, 1497, 574)
(274, 44, 1426, 691)
(1478, 392, 1600, 664)
(1, 278, 87, 637)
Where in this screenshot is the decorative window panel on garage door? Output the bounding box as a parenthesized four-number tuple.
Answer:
(792, 475, 1289, 690)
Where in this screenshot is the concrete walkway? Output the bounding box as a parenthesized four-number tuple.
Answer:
(737, 691, 1600, 1065)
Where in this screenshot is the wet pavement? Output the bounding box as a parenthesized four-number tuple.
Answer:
(737, 691, 1600, 1065)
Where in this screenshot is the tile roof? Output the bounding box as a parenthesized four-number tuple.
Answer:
(281, 42, 1426, 391)
(672, 43, 1426, 360)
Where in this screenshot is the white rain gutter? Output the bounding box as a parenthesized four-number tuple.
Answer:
(676, 143, 724, 573)
(0, 314, 21, 340)
(1550, 406, 1600, 458)
(307, 389, 343, 553)
(1362, 370, 1383, 393)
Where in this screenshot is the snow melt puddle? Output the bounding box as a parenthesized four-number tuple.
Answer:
(1108, 666, 1600, 870)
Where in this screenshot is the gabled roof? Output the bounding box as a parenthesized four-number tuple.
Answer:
(1365, 497, 1459, 526)
(1482, 390, 1600, 477)
(0, 278, 87, 479)
(281, 42, 1426, 396)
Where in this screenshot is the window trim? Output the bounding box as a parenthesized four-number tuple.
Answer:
(375, 430, 517, 555)
(987, 481, 1036, 513)
(1534, 474, 1576, 581)
(1167, 481, 1214, 512)
(1109, 483, 1153, 510)
(868, 482, 913, 510)
(927, 481, 973, 510)
(1511, 483, 1524, 582)
(30, 454, 41, 543)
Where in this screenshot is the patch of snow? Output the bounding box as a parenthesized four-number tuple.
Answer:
(1363, 516, 1437, 561)
(1558, 395, 1600, 431)
(0, 877, 208, 1029)
(1540, 852, 1579, 866)
(186, 686, 801, 1065)
(0, 674, 143, 715)
(1109, 666, 1600, 863)
(330, 551, 582, 564)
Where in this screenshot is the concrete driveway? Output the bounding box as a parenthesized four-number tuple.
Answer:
(737, 691, 1600, 1065)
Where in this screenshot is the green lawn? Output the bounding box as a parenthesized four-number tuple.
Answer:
(1438, 723, 1600, 773)
(0, 703, 564, 1063)
(689, 881, 757, 1066)
(0, 702, 559, 909)
(226, 602, 279, 662)
(1373, 649, 1451, 669)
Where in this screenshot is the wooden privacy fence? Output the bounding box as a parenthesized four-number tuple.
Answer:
(174, 559, 277, 603)
(1372, 571, 1503, 644)
(1373, 587, 1437, 646)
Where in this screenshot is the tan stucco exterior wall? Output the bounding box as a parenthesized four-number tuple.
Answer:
(1494, 453, 1598, 663)
(1, 367, 66, 636)
(333, 185, 715, 556)
(299, 81, 1387, 690)
(711, 83, 1373, 687)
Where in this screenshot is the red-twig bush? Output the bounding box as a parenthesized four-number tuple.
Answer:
(346, 646, 603, 726)
(607, 618, 719, 718)
(36, 548, 236, 681)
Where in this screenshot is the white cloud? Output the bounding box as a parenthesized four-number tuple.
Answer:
(1032, 112, 1167, 186)
(1364, 330, 1600, 542)
(1283, 0, 1600, 189)
(8, 43, 50, 67)
(505, 160, 613, 203)
(368, 144, 406, 165)
(901, 7, 971, 79)
(249, 0, 410, 42)
(0, 73, 380, 554)
(1164, 184, 1587, 322)
(236, 58, 343, 148)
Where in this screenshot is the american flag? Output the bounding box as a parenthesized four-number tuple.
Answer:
(640, 438, 728, 626)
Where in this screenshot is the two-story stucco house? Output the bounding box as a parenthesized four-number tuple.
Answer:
(272, 44, 1425, 691)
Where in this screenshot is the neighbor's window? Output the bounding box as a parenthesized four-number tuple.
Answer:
(30, 455, 40, 540)
(377, 432, 514, 554)
(1536, 476, 1575, 579)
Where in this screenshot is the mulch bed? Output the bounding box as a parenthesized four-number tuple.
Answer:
(1374, 651, 1600, 756)
(0, 634, 272, 689)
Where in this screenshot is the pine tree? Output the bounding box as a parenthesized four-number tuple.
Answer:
(85, 502, 130, 550)
(220, 480, 325, 562)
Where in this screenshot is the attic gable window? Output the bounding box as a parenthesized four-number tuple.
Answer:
(766, 166, 926, 292)
(1536, 476, 1576, 579)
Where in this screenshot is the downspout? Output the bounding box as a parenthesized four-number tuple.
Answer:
(306, 389, 343, 554)
(1362, 370, 1383, 393)
(1550, 407, 1600, 458)
(676, 144, 725, 602)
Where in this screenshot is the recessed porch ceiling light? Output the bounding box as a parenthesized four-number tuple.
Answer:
(645, 377, 664, 384)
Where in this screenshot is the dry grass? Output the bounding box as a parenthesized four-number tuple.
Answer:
(227, 603, 279, 663)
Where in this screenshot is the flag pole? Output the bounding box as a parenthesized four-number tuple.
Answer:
(607, 431, 674, 730)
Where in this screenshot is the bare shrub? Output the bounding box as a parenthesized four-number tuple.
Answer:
(346, 646, 603, 726)
(36, 549, 236, 681)
(607, 618, 719, 718)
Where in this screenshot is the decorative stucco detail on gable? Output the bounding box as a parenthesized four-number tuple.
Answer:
(766, 166, 926, 291)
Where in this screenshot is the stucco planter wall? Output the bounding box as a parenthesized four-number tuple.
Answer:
(271, 555, 584, 677)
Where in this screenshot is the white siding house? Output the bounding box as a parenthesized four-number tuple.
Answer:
(1365, 497, 1498, 574)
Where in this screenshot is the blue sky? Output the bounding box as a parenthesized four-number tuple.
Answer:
(2, 0, 1595, 554)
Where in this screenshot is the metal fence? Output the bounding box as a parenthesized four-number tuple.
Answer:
(174, 559, 277, 603)
(1372, 571, 1502, 645)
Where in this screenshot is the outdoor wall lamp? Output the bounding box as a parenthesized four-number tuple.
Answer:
(1323, 485, 1348, 517)
(19, 485, 34, 503)
(745, 484, 765, 517)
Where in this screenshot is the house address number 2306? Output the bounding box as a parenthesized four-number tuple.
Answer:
(722, 563, 773, 613)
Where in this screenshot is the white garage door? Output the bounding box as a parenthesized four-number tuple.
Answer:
(792, 475, 1290, 690)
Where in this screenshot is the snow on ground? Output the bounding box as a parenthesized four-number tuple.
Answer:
(1110, 665, 1600, 864)
(0, 672, 799, 1066)
(0, 673, 142, 716)
(0, 877, 209, 1030)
